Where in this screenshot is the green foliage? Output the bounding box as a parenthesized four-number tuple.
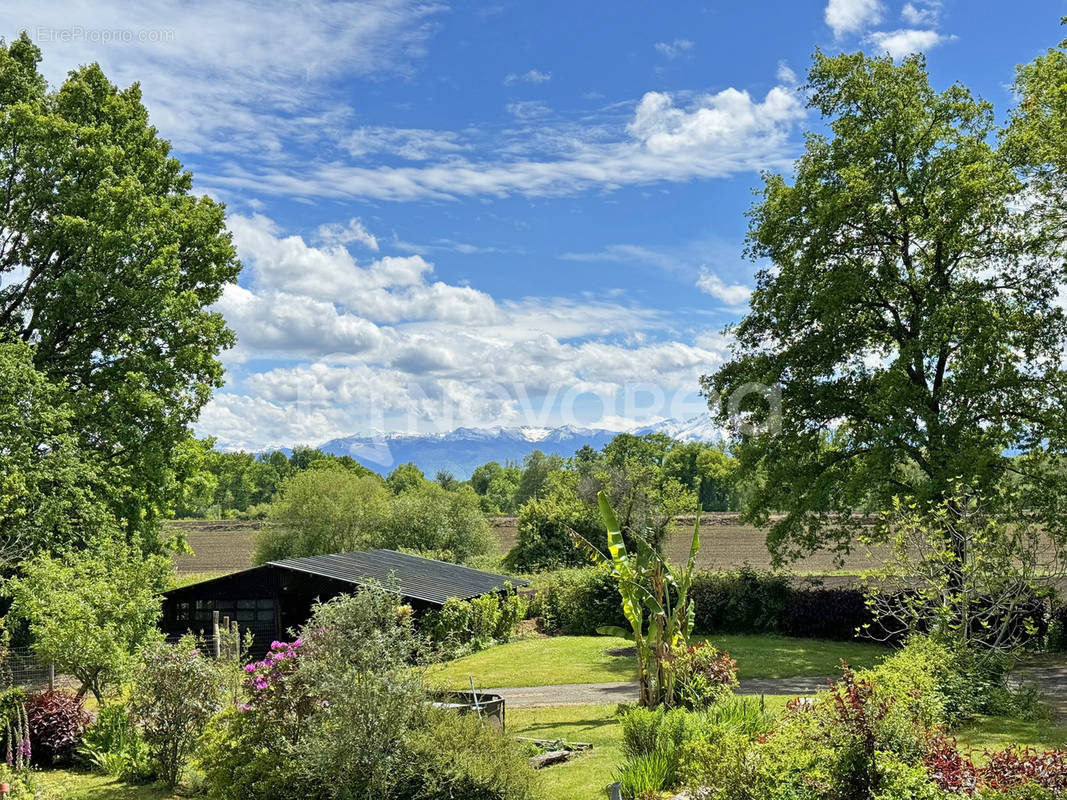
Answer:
(421, 591, 525, 653)
(405, 710, 544, 800)
(470, 461, 523, 513)
(703, 49, 1067, 563)
(667, 643, 738, 710)
(864, 487, 1062, 661)
(4, 539, 170, 702)
(388, 462, 427, 494)
(0, 34, 241, 547)
(130, 636, 228, 788)
(256, 466, 492, 564)
(515, 450, 565, 506)
(573, 492, 701, 708)
(0, 341, 115, 565)
(383, 483, 493, 562)
(254, 466, 391, 562)
(507, 471, 604, 571)
(690, 567, 790, 634)
(77, 703, 152, 782)
(527, 568, 626, 635)
(617, 749, 677, 800)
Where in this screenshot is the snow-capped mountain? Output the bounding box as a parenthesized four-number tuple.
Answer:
(318, 415, 722, 478)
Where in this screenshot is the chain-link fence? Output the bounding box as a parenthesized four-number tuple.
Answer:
(0, 646, 56, 691)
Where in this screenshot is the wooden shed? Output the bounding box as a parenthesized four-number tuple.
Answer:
(161, 549, 528, 655)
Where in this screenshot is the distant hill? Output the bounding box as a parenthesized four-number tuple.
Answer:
(317, 415, 722, 478)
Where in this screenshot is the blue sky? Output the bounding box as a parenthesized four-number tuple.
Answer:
(7, 0, 1061, 450)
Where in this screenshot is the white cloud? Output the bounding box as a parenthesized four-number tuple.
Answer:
(229, 214, 499, 325)
(776, 61, 798, 86)
(696, 270, 751, 306)
(504, 69, 552, 84)
(864, 28, 948, 59)
(901, 1, 940, 26)
(212, 83, 805, 202)
(15, 0, 447, 156)
(824, 0, 883, 37)
(506, 100, 552, 120)
(315, 218, 379, 251)
(654, 39, 694, 59)
(201, 214, 733, 450)
(628, 87, 802, 157)
(344, 126, 468, 161)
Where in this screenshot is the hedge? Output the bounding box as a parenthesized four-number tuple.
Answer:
(528, 567, 876, 640)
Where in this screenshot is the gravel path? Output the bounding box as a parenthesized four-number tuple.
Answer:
(484, 676, 833, 708)
(1010, 657, 1067, 723)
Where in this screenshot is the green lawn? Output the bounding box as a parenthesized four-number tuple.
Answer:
(429, 634, 889, 689)
(34, 771, 192, 800)
(955, 715, 1067, 754)
(511, 702, 1067, 800)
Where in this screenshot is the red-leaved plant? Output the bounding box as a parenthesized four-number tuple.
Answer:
(27, 689, 89, 766)
(924, 731, 1067, 795)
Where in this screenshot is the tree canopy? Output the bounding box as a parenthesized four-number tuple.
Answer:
(0, 34, 240, 549)
(703, 50, 1067, 562)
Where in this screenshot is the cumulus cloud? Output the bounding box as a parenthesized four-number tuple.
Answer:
(696, 270, 751, 306)
(315, 218, 379, 250)
(825, 0, 883, 37)
(654, 39, 694, 59)
(864, 28, 949, 59)
(202, 214, 732, 450)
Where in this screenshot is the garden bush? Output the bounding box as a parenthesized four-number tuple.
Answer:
(422, 591, 526, 653)
(667, 643, 738, 710)
(405, 710, 543, 800)
(26, 689, 88, 766)
(690, 567, 789, 634)
(527, 568, 625, 635)
(780, 586, 874, 641)
(131, 636, 228, 788)
(78, 703, 152, 782)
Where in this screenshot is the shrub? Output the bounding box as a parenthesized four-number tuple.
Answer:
(78, 703, 152, 782)
(505, 472, 604, 571)
(690, 567, 789, 634)
(26, 689, 88, 766)
(130, 636, 227, 788)
(528, 568, 625, 635)
(667, 643, 738, 710)
(422, 592, 527, 653)
(405, 710, 543, 800)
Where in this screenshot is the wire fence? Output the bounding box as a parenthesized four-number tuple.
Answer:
(0, 646, 56, 691)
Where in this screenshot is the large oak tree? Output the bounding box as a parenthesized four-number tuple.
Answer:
(0, 34, 240, 549)
(702, 50, 1067, 562)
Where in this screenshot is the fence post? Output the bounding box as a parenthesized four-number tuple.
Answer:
(48, 662, 54, 691)
(212, 610, 221, 659)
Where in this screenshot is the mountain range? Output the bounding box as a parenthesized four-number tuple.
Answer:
(317, 415, 722, 478)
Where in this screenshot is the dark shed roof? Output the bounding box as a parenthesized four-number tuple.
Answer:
(265, 549, 527, 605)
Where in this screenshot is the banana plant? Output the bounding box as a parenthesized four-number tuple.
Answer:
(571, 491, 700, 708)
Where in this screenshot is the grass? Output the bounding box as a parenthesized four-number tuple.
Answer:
(33, 771, 193, 800)
(167, 571, 231, 590)
(955, 715, 1067, 754)
(510, 701, 1067, 800)
(428, 633, 889, 689)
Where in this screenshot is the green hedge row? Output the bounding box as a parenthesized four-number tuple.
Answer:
(527, 567, 875, 641)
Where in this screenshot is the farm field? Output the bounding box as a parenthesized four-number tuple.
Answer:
(167, 515, 882, 578)
(428, 633, 890, 689)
